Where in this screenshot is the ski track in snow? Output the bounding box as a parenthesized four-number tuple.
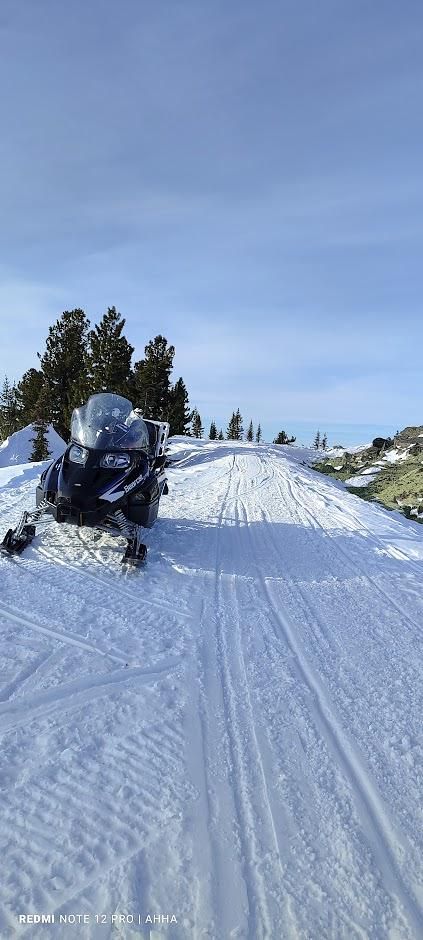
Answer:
(238, 460, 421, 934)
(0, 445, 422, 938)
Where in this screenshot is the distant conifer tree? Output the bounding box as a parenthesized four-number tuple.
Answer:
(235, 408, 243, 440)
(15, 368, 45, 426)
(322, 432, 328, 451)
(168, 377, 191, 435)
(0, 377, 20, 440)
(191, 408, 203, 438)
(227, 409, 243, 440)
(218, 429, 224, 440)
(314, 430, 321, 449)
(226, 412, 236, 440)
(209, 420, 217, 440)
(30, 419, 50, 461)
(273, 430, 296, 444)
(247, 420, 254, 442)
(255, 423, 262, 443)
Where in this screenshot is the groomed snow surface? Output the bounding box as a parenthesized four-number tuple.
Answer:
(0, 438, 423, 939)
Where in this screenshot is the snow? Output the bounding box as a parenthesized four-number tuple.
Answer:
(344, 466, 383, 486)
(382, 448, 409, 463)
(0, 463, 44, 489)
(344, 472, 379, 487)
(0, 424, 66, 468)
(0, 438, 423, 938)
(326, 442, 373, 457)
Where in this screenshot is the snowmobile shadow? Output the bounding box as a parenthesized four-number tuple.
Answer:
(152, 515, 423, 587)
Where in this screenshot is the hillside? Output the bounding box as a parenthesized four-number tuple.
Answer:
(314, 426, 423, 521)
(0, 439, 422, 938)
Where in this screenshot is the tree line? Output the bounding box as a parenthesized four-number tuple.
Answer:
(0, 307, 191, 449)
(190, 410, 298, 446)
(0, 305, 316, 454)
(190, 409, 264, 443)
(0, 306, 269, 450)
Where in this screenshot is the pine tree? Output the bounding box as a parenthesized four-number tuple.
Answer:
(168, 377, 191, 435)
(209, 420, 217, 440)
(227, 412, 236, 440)
(256, 423, 262, 443)
(191, 408, 203, 438)
(15, 368, 46, 426)
(273, 430, 297, 445)
(30, 419, 50, 461)
(131, 335, 175, 420)
(322, 432, 328, 451)
(87, 306, 134, 397)
(38, 309, 90, 440)
(0, 377, 19, 440)
(218, 429, 224, 440)
(314, 429, 321, 449)
(235, 408, 243, 440)
(227, 408, 244, 440)
(247, 420, 254, 442)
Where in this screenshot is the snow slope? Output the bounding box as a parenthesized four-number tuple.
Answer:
(0, 424, 66, 467)
(0, 439, 422, 938)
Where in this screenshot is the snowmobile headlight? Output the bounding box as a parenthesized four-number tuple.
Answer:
(100, 453, 131, 469)
(69, 444, 89, 465)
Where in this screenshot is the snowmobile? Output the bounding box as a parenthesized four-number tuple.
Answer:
(1, 392, 170, 566)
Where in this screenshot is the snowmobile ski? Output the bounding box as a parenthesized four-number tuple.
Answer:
(1, 525, 36, 556)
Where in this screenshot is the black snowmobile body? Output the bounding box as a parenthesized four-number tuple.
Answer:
(1, 393, 170, 566)
(37, 445, 161, 529)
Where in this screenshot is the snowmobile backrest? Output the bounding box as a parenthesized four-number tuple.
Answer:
(134, 413, 170, 460)
(146, 420, 170, 458)
(144, 421, 158, 457)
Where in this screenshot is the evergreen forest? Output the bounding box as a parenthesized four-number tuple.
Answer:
(0, 306, 300, 450)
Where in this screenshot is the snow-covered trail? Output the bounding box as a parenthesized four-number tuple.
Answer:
(0, 442, 422, 939)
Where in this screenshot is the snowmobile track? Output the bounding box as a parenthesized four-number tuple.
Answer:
(0, 661, 179, 734)
(0, 598, 143, 667)
(31, 542, 193, 621)
(249, 457, 423, 935)
(284, 472, 423, 645)
(208, 456, 287, 938)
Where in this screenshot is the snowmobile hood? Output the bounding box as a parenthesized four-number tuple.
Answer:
(56, 445, 149, 512)
(71, 392, 150, 452)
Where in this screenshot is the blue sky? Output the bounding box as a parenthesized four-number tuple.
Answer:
(0, 0, 422, 440)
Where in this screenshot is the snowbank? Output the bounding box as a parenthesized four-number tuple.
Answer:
(0, 424, 66, 467)
(344, 471, 380, 487)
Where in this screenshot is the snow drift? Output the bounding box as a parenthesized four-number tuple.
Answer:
(0, 424, 66, 467)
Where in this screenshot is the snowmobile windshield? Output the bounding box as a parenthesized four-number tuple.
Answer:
(70, 393, 150, 452)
